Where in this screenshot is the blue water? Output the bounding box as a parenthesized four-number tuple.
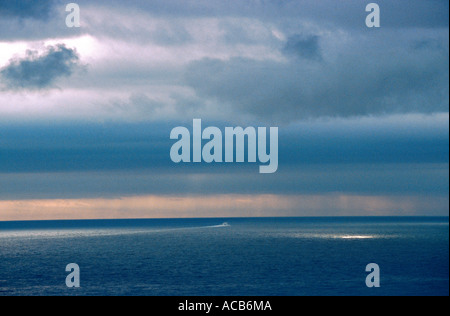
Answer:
(0, 217, 448, 296)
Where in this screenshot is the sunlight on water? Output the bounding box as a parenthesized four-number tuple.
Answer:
(339, 235, 375, 239)
(281, 233, 395, 240)
(311, 234, 380, 239)
(0, 223, 230, 240)
(0, 229, 147, 240)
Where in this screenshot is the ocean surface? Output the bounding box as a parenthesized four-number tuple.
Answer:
(0, 217, 448, 296)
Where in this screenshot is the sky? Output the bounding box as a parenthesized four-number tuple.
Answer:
(0, 0, 448, 220)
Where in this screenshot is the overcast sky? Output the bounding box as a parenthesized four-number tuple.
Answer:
(0, 0, 448, 220)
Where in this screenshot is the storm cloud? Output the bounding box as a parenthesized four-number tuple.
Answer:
(185, 30, 449, 121)
(283, 34, 322, 61)
(0, 0, 55, 20)
(0, 1, 448, 219)
(0, 44, 80, 89)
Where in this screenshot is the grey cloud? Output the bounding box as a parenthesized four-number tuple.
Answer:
(108, 93, 166, 117)
(80, 0, 449, 46)
(152, 24, 193, 46)
(80, 0, 449, 28)
(3, 0, 448, 42)
(103, 92, 206, 121)
(413, 38, 447, 51)
(185, 32, 449, 122)
(0, 117, 447, 205)
(0, 164, 448, 202)
(0, 115, 447, 173)
(0, 0, 55, 19)
(283, 34, 322, 61)
(0, 44, 80, 90)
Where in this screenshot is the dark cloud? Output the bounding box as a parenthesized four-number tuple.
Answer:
(0, 0, 81, 41)
(0, 44, 80, 89)
(0, 0, 55, 20)
(283, 34, 322, 61)
(0, 116, 447, 173)
(0, 117, 447, 202)
(2, 0, 448, 42)
(0, 164, 448, 200)
(78, 0, 449, 28)
(185, 32, 449, 121)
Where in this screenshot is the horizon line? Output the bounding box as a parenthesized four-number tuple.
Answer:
(0, 215, 448, 224)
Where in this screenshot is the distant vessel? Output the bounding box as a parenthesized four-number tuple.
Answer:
(221, 222, 230, 227)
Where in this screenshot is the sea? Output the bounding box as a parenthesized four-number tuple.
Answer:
(0, 217, 448, 296)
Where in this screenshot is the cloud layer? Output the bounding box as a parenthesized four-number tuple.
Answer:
(185, 30, 448, 121)
(0, 0, 55, 20)
(0, 0, 448, 219)
(0, 0, 448, 122)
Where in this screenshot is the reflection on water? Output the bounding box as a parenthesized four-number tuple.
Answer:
(279, 233, 395, 240)
(0, 229, 150, 239)
(340, 235, 376, 239)
(0, 223, 231, 240)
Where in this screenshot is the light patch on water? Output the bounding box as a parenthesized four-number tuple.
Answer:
(280, 233, 395, 240)
(210, 222, 231, 228)
(339, 235, 375, 239)
(0, 229, 149, 240)
(308, 234, 380, 240)
(0, 223, 230, 240)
